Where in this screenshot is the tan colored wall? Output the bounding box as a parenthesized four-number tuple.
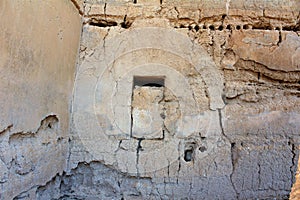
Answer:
(0, 0, 81, 199)
(291, 154, 300, 199)
(0, 0, 299, 199)
(67, 0, 300, 199)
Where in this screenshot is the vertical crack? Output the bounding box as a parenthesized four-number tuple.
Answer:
(217, 109, 229, 141)
(136, 139, 143, 177)
(218, 109, 238, 198)
(277, 30, 282, 46)
(130, 85, 134, 138)
(258, 162, 261, 189)
(176, 141, 182, 184)
(289, 138, 297, 187)
(102, 25, 111, 54)
(114, 140, 123, 153)
(104, 3, 107, 19)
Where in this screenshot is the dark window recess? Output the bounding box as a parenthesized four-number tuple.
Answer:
(133, 76, 165, 88)
(184, 148, 194, 162)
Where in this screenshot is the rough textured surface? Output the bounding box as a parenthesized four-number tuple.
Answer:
(131, 86, 164, 139)
(1, 0, 300, 199)
(0, 0, 81, 199)
(291, 157, 300, 200)
(68, 0, 300, 199)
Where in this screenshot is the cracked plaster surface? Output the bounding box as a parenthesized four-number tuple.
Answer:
(67, 1, 300, 198)
(1, 0, 300, 199)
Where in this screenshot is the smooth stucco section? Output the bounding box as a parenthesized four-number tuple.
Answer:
(0, 0, 81, 198)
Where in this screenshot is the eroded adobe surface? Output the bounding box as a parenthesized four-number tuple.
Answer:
(1, 0, 300, 199)
(67, 0, 300, 199)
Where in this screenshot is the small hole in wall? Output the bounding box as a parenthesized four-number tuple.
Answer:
(188, 25, 193, 30)
(120, 21, 132, 29)
(243, 24, 250, 30)
(199, 146, 207, 152)
(222, 14, 227, 19)
(226, 25, 232, 30)
(275, 27, 280, 31)
(180, 24, 185, 28)
(203, 25, 207, 29)
(89, 20, 118, 27)
(218, 25, 224, 31)
(194, 25, 200, 32)
(184, 148, 193, 162)
(209, 25, 215, 30)
(236, 25, 241, 30)
(41, 115, 59, 130)
(133, 0, 137, 3)
(231, 142, 236, 148)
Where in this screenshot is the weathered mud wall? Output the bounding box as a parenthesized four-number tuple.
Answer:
(0, 0, 81, 199)
(65, 0, 300, 199)
(1, 0, 300, 199)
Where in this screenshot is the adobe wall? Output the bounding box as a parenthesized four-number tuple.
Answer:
(1, 0, 300, 199)
(64, 0, 300, 199)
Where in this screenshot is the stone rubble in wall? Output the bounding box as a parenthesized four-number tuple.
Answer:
(0, 115, 67, 199)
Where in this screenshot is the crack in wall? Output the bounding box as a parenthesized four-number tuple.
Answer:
(218, 109, 239, 198)
(0, 124, 13, 135)
(69, 0, 84, 16)
(234, 59, 300, 83)
(136, 139, 143, 177)
(289, 138, 298, 188)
